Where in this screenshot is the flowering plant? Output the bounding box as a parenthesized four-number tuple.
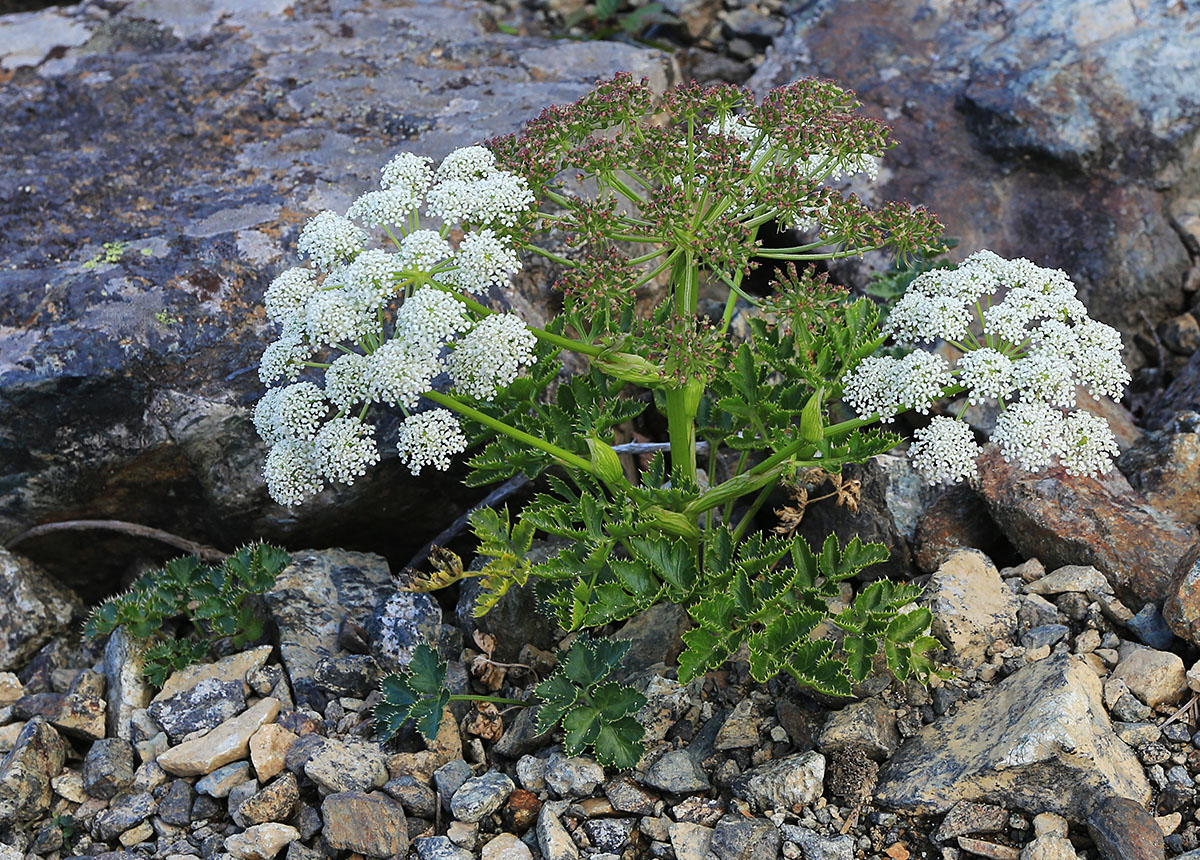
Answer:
(253, 75, 1128, 764)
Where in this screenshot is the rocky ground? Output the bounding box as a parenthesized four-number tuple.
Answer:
(2, 0, 1200, 859)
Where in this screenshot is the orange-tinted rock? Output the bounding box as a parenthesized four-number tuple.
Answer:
(1164, 543, 1200, 645)
(1086, 796, 1165, 860)
(976, 447, 1197, 606)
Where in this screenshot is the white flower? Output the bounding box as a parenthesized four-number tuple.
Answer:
(884, 291, 972, 344)
(444, 229, 522, 294)
(992, 399, 1065, 473)
(448, 314, 537, 400)
(269, 382, 329, 440)
(898, 350, 954, 415)
(381, 152, 434, 196)
(910, 266, 995, 305)
(254, 387, 286, 444)
(369, 337, 442, 408)
(336, 248, 399, 301)
(396, 287, 471, 352)
(909, 417, 980, 484)
(1059, 410, 1120, 477)
(832, 152, 880, 182)
(395, 409, 468, 475)
(324, 352, 374, 410)
(347, 189, 419, 228)
(434, 145, 498, 184)
(842, 351, 950, 421)
(1012, 350, 1077, 408)
(259, 332, 312, 385)
(425, 179, 477, 225)
(398, 230, 453, 273)
(1071, 319, 1130, 401)
(957, 347, 1015, 403)
(264, 267, 319, 325)
(297, 211, 367, 271)
(843, 355, 903, 422)
(314, 416, 380, 484)
(304, 287, 378, 347)
(264, 439, 324, 506)
(466, 171, 535, 227)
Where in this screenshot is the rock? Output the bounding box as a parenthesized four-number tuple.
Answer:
(82, 737, 136, 799)
(264, 551, 397, 710)
(1086, 796, 1165, 860)
(544, 754, 605, 798)
(153, 646, 273, 703)
(780, 824, 854, 860)
(604, 776, 656, 815)
(0, 673, 23, 705)
(156, 696, 280, 777)
(536, 803, 579, 860)
(456, 543, 566, 663)
(481, 833, 532, 860)
(0, 549, 80, 673)
(414, 836, 474, 860)
(876, 654, 1150, 817)
(583, 817, 635, 852)
(451, 771, 515, 823)
(641, 750, 711, 795)
(818, 697, 899, 762)
(104, 628, 152, 741)
(304, 738, 388, 793)
(493, 705, 554, 759)
(730, 751, 825, 812)
(321, 790, 408, 857)
(93, 791, 157, 841)
(196, 760, 253, 798)
(224, 823, 298, 860)
(0, 0, 675, 591)
(0, 717, 67, 825)
(976, 448, 1196, 607)
(912, 483, 1001, 573)
(384, 775, 438, 818)
(933, 801, 1009, 843)
(927, 549, 1019, 668)
(47, 692, 106, 741)
(751, 0, 1196, 354)
(499, 789, 541, 833)
(433, 758, 474, 809)
(1119, 428, 1200, 526)
(957, 837, 1022, 859)
(1163, 542, 1200, 644)
(1126, 604, 1177, 650)
(1025, 565, 1113, 597)
(635, 674, 696, 746)
(313, 654, 379, 699)
(669, 821, 714, 860)
(158, 778, 194, 827)
(1021, 625, 1070, 650)
(249, 723, 298, 782)
(613, 602, 690, 674)
(368, 591, 444, 675)
(1021, 835, 1079, 860)
(149, 678, 247, 742)
(709, 814, 780, 860)
(1110, 646, 1188, 707)
(714, 699, 760, 749)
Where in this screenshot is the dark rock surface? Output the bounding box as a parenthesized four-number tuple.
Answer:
(0, 0, 677, 589)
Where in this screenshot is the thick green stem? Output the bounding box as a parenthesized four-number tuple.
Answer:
(665, 252, 702, 491)
(448, 694, 529, 707)
(423, 390, 597, 477)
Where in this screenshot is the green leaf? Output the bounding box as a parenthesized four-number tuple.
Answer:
(406, 644, 449, 695)
(593, 716, 645, 768)
(590, 682, 646, 721)
(887, 607, 932, 644)
(534, 673, 580, 734)
(843, 635, 874, 681)
(677, 627, 732, 684)
(562, 704, 603, 754)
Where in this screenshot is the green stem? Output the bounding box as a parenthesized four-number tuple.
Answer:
(730, 477, 780, 543)
(423, 390, 597, 478)
(448, 694, 529, 707)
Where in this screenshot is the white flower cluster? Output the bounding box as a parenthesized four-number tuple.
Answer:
(844, 251, 1129, 485)
(256, 145, 538, 505)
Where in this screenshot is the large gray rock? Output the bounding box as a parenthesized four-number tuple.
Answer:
(750, 0, 1199, 370)
(876, 654, 1150, 817)
(264, 549, 397, 710)
(926, 549, 1019, 668)
(0, 717, 67, 826)
(0, 548, 80, 672)
(0, 0, 677, 589)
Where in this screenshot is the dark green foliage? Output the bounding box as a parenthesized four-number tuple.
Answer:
(374, 637, 646, 769)
(84, 543, 289, 686)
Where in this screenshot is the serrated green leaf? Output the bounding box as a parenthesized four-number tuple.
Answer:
(406, 644, 448, 695)
(562, 704, 603, 754)
(534, 673, 580, 734)
(887, 607, 932, 644)
(590, 682, 646, 721)
(677, 627, 732, 684)
(593, 716, 645, 768)
(844, 635, 874, 681)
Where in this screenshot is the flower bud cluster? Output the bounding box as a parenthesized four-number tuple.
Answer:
(844, 251, 1129, 484)
(255, 146, 538, 505)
